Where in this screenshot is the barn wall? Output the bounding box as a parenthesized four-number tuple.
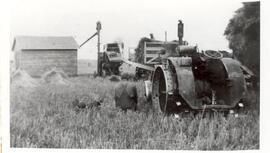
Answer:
(20, 50, 77, 77)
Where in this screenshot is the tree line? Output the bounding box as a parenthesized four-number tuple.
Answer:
(224, 1, 260, 78)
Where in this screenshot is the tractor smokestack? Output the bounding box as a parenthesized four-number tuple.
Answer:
(178, 20, 184, 44)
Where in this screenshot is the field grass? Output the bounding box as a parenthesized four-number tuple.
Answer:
(10, 76, 259, 150)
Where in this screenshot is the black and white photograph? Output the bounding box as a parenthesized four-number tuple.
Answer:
(0, 0, 266, 152)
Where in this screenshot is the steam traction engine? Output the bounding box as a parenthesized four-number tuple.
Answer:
(144, 20, 248, 113)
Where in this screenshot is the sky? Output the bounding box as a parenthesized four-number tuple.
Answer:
(10, 0, 244, 60)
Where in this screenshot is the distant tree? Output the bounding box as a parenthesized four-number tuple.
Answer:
(224, 2, 260, 77)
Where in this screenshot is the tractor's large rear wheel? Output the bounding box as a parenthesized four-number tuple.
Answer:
(152, 67, 166, 113)
(152, 65, 180, 114)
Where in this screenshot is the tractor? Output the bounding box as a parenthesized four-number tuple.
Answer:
(141, 20, 254, 113)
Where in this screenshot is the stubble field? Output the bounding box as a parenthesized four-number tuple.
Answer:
(10, 76, 259, 150)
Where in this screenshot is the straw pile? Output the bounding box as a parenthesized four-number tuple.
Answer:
(42, 68, 71, 85)
(11, 70, 39, 88)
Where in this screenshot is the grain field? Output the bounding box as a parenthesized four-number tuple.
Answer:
(10, 76, 259, 150)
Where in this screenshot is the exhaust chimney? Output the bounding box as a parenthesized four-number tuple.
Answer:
(178, 20, 184, 44)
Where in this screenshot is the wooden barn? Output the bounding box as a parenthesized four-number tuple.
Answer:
(12, 36, 79, 77)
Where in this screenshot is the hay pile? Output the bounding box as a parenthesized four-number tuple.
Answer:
(42, 68, 71, 85)
(11, 70, 39, 88)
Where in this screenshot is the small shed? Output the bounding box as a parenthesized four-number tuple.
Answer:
(12, 36, 79, 77)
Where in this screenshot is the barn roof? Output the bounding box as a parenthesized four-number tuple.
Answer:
(12, 36, 79, 51)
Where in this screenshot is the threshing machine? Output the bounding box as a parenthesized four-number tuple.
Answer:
(79, 22, 124, 76)
(98, 43, 124, 76)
